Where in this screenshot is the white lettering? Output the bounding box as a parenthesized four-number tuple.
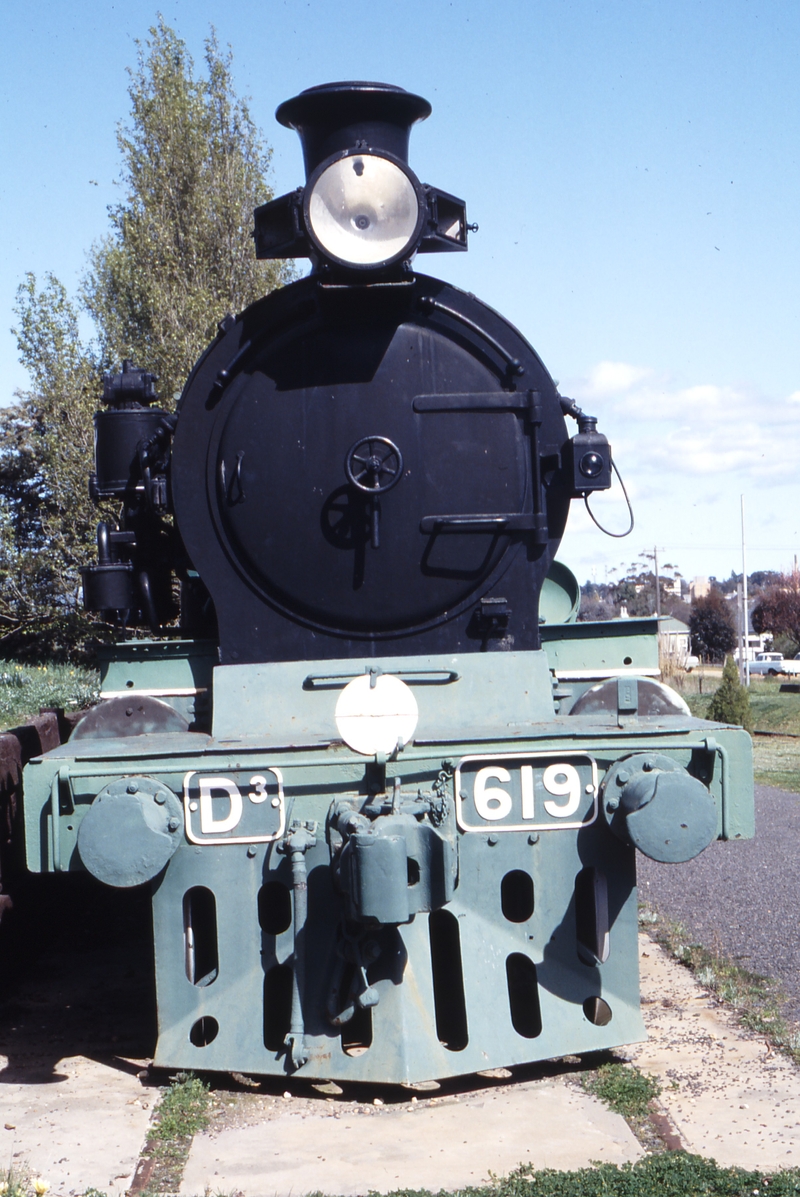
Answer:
(521, 764, 535, 820)
(248, 775, 269, 804)
(473, 766, 513, 821)
(199, 777, 243, 834)
(542, 763, 581, 818)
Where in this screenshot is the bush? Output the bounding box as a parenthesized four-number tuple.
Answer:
(708, 655, 752, 731)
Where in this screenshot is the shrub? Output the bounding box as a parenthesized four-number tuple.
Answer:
(708, 655, 753, 731)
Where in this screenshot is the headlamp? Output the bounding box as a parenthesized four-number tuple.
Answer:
(253, 82, 472, 277)
(305, 152, 423, 269)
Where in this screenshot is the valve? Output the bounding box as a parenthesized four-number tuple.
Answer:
(344, 435, 403, 549)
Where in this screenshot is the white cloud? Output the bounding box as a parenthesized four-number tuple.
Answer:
(583, 360, 652, 396)
(565, 363, 800, 483)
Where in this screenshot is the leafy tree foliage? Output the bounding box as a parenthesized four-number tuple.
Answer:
(0, 20, 290, 656)
(83, 19, 291, 401)
(709, 655, 753, 731)
(0, 275, 110, 657)
(689, 590, 736, 663)
(752, 573, 800, 655)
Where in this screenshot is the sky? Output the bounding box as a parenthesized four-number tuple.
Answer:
(2, 0, 799, 586)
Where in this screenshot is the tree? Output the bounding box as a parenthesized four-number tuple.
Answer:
(0, 275, 108, 657)
(689, 590, 736, 663)
(0, 20, 290, 656)
(708, 655, 752, 731)
(82, 19, 291, 402)
(752, 573, 800, 655)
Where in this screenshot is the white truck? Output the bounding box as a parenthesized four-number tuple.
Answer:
(747, 652, 800, 677)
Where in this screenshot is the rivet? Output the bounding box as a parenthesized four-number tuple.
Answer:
(126, 782, 139, 794)
(616, 770, 630, 786)
(642, 758, 654, 772)
(487, 834, 499, 846)
(528, 833, 539, 845)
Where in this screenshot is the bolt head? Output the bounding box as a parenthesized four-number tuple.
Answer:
(616, 770, 630, 785)
(154, 792, 166, 805)
(607, 797, 620, 811)
(167, 817, 180, 832)
(126, 782, 139, 794)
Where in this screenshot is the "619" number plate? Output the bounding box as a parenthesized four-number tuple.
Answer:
(455, 752, 598, 833)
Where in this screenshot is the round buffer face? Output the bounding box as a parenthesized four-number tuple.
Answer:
(335, 674, 419, 756)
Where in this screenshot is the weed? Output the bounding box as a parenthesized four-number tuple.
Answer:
(581, 1061, 660, 1121)
(149, 1073, 210, 1143)
(640, 905, 800, 1065)
(483, 1154, 800, 1195)
(139, 1072, 211, 1196)
(0, 1168, 51, 1197)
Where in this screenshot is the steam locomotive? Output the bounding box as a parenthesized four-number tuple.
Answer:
(20, 83, 753, 1083)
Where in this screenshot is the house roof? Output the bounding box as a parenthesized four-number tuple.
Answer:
(658, 616, 690, 633)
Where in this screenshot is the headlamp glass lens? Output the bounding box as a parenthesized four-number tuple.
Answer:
(308, 155, 419, 266)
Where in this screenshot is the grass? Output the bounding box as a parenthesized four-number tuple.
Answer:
(669, 673, 800, 793)
(138, 1072, 211, 1196)
(640, 905, 800, 1066)
(581, 1061, 660, 1121)
(477, 1155, 800, 1195)
(580, 1061, 663, 1151)
(0, 660, 99, 730)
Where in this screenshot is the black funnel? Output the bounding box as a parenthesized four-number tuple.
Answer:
(276, 81, 431, 179)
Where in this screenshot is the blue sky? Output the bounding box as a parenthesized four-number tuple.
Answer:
(2, 0, 798, 584)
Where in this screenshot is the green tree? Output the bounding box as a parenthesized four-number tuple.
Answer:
(0, 275, 107, 656)
(1, 20, 290, 656)
(83, 19, 291, 401)
(708, 655, 753, 731)
(752, 573, 800, 656)
(689, 590, 736, 663)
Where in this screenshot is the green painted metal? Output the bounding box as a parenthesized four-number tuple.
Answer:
(541, 617, 660, 686)
(538, 561, 581, 625)
(211, 650, 556, 744)
(602, 753, 718, 863)
(96, 639, 217, 726)
(77, 775, 183, 886)
(20, 628, 755, 1084)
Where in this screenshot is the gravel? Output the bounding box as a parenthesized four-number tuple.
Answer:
(637, 783, 800, 1023)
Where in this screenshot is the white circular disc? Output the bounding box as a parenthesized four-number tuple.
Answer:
(335, 674, 419, 756)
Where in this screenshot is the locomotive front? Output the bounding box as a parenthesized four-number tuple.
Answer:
(21, 83, 754, 1083)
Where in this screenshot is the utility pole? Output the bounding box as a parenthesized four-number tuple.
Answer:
(654, 545, 661, 620)
(741, 495, 750, 686)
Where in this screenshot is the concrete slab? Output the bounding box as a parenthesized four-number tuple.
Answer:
(180, 1084, 642, 1197)
(0, 1052, 152, 1196)
(632, 936, 800, 1168)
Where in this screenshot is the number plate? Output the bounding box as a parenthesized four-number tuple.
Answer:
(183, 769, 286, 845)
(455, 752, 598, 833)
